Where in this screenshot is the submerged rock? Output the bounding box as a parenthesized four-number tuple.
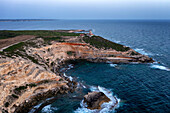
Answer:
(83, 91, 111, 110)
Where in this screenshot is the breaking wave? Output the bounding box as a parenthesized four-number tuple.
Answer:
(113, 40, 121, 43)
(150, 64, 170, 71)
(63, 73, 73, 81)
(74, 86, 120, 113)
(110, 64, 117, 67)
(134, 48, 153, 56)
(41, 105, 58, 113)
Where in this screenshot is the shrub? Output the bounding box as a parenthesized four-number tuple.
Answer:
(27, 83, 37, 87)
(3, 42, 25, 52)
(12, 94, 19, 98)
(15, 86, 27, 92)
(0, 30, 80, 39)
(83, 36, 130, 52)
(131, 51, 139, 55)
(67, 51, 73, 56)
(4, 102, 9, 107)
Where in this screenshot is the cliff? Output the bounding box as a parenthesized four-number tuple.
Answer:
(0, 30, 154, 113)
(0, 57, 76, 113)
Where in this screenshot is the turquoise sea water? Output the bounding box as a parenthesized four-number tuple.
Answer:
(0, 20, 170, 113)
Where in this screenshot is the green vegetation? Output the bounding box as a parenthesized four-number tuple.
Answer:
(131, 51, 139, 55)
(26, 83, 37, 87)
(4, 102, 9, 107)
(0, 31, 18, 39)
(59, 78, 64, 81)
(40, 36, 65, 44)
(0, 30, 77, 64)
(2, 42, 27, 58)
(15, 86, 27, 92)
(1, 38, 41, 64)
(42, 36, 61, 41)
(83, 36, 130, 51)
(67, 51, 73, 56)
(37, 80, 51, 85)
(108, 55, 115, 57)
(58, 40, 65, 42)
(0, 30, 80, 39)
(0, 36, 62, 65)
(14, 83, 37, 94)
(12, 94, 19, 98)
(26, 55, 39, 64)
(3, 42, 25, 52)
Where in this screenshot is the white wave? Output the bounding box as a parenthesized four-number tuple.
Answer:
(77, 82, 87, 89)
(41, 105, 53, 113)
(75, 86, 120, 113)
(73, 95, 77, 97)
(69, 76, 73, 81)
(109, 64, 117, 67)
(64, 73, 73, 81)
(75, 100, 98, 113)
(114, 40, 121, 43)
(82, 84, 87, 88)
(98, 86, 120, 111)
(68, 64, 74, 70)
(41, 105, 58, 113)
(61, 64, 74, 72)
(89, 86, 99, 92)
(46, 97, 55, 101)
(134, 48, 153, 56)
(150, 64, 170, 71)
(106, 61, 112, 64)
(156, 53, 163, 56)
(63, 73, 67, 77)
(29, 103, 43, 113)
(98, 86, 114, 101)
(129, 62, 139, 64)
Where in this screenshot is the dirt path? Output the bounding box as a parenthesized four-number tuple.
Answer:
(0, 35, 36, 51)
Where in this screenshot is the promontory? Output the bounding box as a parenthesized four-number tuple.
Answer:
(0, 30, 154, 113)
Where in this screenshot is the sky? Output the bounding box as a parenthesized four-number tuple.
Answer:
(1, 0, 170, 19)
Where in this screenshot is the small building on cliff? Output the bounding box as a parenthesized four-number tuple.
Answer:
(79, 30, 94, 37)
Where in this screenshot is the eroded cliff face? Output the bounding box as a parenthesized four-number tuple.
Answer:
(26, 41, 153, 71)
(0, 57, 73, 113)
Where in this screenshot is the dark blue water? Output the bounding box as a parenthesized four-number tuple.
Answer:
(1, 20, 170, 113)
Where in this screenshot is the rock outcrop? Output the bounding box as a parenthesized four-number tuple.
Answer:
(26, 41, 153, 74)
(0, 57, 75, 113)
(83, 92, 111, 110)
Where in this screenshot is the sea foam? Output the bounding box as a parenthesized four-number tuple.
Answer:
(63, 73, 73, 81)
(41, 105, 58, 113)
(150, 64, 170, 71)
(113, 40, 121, 43)
(134, 48, 153, 56)
(110, 64, 117, 67)
(74, 86, 120, 113)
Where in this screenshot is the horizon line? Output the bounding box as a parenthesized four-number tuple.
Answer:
(0, 19, 170, 22)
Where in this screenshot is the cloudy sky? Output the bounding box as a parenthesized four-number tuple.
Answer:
(1, 0, 170, 19)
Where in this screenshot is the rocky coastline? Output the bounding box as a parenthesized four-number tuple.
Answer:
(0, 30, 154, 113)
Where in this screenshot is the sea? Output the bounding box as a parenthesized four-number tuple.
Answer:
(0, 20, 170, 113)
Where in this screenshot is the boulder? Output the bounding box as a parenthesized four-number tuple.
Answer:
(84, 91, 111, 110)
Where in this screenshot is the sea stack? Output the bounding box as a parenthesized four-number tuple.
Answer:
(83, 91, 111, 110)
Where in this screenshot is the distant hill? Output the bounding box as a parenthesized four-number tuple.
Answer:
(0, 19, 57, 22)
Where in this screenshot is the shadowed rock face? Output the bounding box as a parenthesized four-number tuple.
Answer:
(84, 92, 111, 110)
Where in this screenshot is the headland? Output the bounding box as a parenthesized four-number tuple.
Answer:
(0, 30, 154, 113)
